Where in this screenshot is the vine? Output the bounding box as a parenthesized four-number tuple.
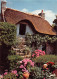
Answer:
(25, 33, 57, 48)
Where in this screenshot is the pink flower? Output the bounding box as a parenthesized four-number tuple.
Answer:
(19, 58, 34, 72)
(22, 59, 27, 62)
(20, 61, 22, 63)
(0, 75, 3, 78)
(32, 54, 35, 57)
(32, 49, 45, 58)
(24, 61, 27, 65)
(35, 52, 38, 54)
(29, 60, 34, 67)
(46, 68, 48, 70)
(40, 53, 43, 55)
(19, 65, 24, 68)
(11, 70, 17, 75)
(22, 67, 27, 72)
(31, 62, 34, 67)
(4, 72, 8, 75)
(42, 51, 45, 55)
(36, 53, 39, 56)
(38, 50, 42, 52)
(16, 74, 18, 76)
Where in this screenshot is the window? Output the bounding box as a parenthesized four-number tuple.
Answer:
(19, 24, 26, 35)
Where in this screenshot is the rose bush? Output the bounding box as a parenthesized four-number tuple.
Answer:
(19, 58, 34, 72)
(32, 49, 45, 58)
(1, 50, 57, 79)
(2, 70, 18, 79)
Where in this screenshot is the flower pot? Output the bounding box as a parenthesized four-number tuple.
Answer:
(23, 72, 29, 79)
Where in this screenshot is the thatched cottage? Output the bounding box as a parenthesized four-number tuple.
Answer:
(0, 0, 57, 54)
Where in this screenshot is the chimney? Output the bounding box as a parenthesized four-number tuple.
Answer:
(38, 10, 45, 19)
(1, 0, 7, 21)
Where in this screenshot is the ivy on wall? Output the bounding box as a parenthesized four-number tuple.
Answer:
(25, 33, 57, 48)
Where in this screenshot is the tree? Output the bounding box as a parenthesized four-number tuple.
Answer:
(0, 22, 16, 45)
(0, 22, 16, 70)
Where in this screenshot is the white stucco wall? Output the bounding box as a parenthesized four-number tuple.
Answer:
(16, 24, 20, 36)
(16, 24, 34, 37)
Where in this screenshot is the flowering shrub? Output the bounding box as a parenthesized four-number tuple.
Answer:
(1, 58, 56, 79)
(11, 70, 18, 76)
(1, 55, 56, 79)
(32, 49, 45, 58)
(2, 70, 18, 79)
(29, 66, 53, 79)
(42, 62, 55, 76)
(0, 75, 3, 79)
(47, 62, 55, 65)
(8, 55, 23, 70)
(19, 58, 34, 72)
(46, 62, 55, 73)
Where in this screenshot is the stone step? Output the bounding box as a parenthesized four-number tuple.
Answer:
(21, 54, 31, 58)
(16, 52, 31, 56)
(16, 52, 24, 56)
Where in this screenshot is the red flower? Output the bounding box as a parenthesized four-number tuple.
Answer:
(47, 62, 54, 65)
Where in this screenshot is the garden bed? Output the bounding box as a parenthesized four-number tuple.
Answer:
(0, 49, 57, 79)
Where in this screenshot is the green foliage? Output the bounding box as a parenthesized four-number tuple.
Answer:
(3, 73, 17, 79)
(9, 49, 16, 55)
(0, 22, 16, 45)
(14, 36, 25, 48)
(18, 71, 23, 79)
(23, 46, 31, 55)
(8, 55, 23, 70)
(29, 67, 52, 79)
(13, 36, 31, 55)
(30, 67, 44, 79)
(33, 55, 57, 65)
(53, 64, 57, 69)
(0, 22, 16, 70)
(25, 33, 57, 48)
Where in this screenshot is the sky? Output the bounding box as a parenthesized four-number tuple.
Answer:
(0, 0, 57, 25)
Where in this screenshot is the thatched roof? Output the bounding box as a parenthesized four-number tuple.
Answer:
(4, 8, 56, 35)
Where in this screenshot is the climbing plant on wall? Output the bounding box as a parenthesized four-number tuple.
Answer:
(25, 33, 57, 49)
